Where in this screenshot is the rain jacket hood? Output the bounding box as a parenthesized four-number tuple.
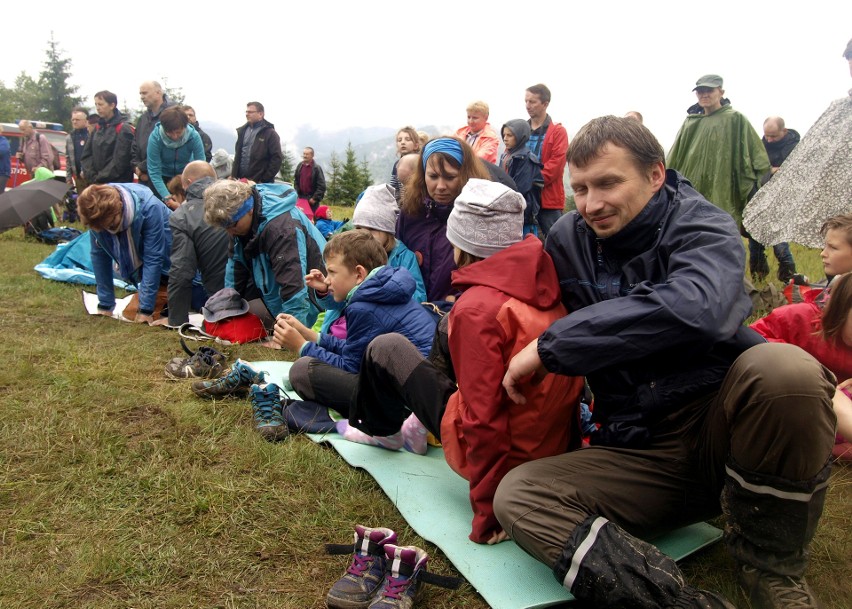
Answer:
(501, 119, 531, 152)
(350, 265, 416, 307)
(451, 235, 560, 308)
(666, 104, 769, 222)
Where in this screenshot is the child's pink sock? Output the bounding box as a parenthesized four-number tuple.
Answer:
(336, 421, 403, 451)
(401, 413, 428, 455)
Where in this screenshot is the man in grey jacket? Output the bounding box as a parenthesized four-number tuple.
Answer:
(167, 161, 229, 326)
(132, 80, 174, 194)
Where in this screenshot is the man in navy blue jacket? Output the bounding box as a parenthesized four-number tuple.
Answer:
(498, 116, 835, 609)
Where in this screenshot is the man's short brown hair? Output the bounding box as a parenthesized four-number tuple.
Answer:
(324, 229, 388, 273)
(568, 115, 665, 174)
(526, 83, 551, 104)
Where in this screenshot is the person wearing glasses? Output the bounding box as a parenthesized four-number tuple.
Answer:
(231, 101, 283, 184)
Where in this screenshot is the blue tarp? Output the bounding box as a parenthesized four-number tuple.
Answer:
(34, 230, 136, 291)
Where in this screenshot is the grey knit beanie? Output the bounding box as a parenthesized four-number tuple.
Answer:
(446, 179, 525, 259)
(352, 183, 398, 234)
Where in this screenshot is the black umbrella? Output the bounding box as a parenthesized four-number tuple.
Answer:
(0, 179, 70, 232)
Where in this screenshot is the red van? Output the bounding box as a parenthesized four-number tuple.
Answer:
(1, 120, 68, 188)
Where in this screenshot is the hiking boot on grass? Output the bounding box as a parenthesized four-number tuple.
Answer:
(739, 564, 821, 608)
(250, 383, 289, 442)
(164, 340, 227, 380)
(191, 359, 265, 399)
(326, 525, 397, 609)
(368, 544, 429, 609)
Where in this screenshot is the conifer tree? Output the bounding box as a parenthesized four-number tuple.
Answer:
(338, 141, 362, 205)
(359, 156, 372, 191)
(325, 152, 344, 204)
(38, 34, 82, 128)
(280, 145, 297, 182)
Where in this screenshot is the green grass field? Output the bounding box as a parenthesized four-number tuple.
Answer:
(0, 222, 849, 608)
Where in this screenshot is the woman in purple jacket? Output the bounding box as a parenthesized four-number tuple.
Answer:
(396, 136, 489, 301)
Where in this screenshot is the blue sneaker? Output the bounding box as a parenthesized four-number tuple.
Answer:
(327, 526, 397, 609)
(250, 383, 289, 442)
(192, 359, 265, 399)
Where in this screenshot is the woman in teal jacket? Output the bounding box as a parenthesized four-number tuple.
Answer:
(147, 106, 205, 206)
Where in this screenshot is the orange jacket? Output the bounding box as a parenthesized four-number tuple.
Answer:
(441, 236, 583, 542)
(455, 123, 500, 164)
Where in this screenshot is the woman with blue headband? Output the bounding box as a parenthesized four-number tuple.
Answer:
(397, 136, 489, 301)
(202, 179, 327, 331)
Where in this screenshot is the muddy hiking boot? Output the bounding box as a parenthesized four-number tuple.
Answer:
(739, 564, 821, 609)
(250, 383, 289, 442)
(191, 359, 266, 399)
(164, 338, 227, 380)
(326, 526, 398, 609)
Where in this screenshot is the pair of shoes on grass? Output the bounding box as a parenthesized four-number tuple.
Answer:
(326, 525, 461, 609)
(190, 360, 288, 442)
(164, 338, 228, 380)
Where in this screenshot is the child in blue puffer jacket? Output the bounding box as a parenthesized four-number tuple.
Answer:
(273, 230, 436, 420)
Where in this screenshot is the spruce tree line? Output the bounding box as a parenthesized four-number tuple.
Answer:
(280, 141, 371, 206)
(0, 34, 83, 130)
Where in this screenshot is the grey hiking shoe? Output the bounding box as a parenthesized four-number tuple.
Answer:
(164, 339, 227, 380)
(739, 564, 821, 608)
(326, 525, 397, 609)
(191, 359, 265, 399)
(250, 383, 289, 442)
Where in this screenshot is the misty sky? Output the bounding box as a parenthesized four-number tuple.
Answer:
(4, 1, 850, 152)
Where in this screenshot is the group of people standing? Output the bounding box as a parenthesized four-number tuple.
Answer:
(59, 40, 851, 608)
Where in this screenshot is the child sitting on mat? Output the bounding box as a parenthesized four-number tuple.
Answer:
(344, 179, 584, 544)
(273, 230, 436, 427)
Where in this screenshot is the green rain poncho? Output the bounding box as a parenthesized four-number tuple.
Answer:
(667, 105, 769, 223)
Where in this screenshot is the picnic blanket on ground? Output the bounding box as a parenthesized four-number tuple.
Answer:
(252, 360, 724, 609)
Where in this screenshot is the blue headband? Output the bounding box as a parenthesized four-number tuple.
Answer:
(228, 195, 254, 226)
(422, 138, 464, 170)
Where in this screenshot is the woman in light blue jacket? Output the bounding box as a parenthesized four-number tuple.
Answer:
(147, 106, 204, 207)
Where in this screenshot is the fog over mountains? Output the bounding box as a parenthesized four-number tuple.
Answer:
(200, 122, 452, 186)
